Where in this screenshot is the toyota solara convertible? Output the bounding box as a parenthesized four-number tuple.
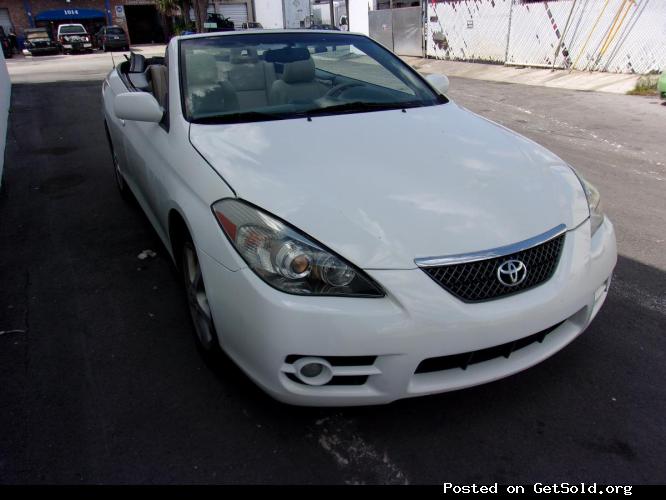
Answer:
(102, 30, 616, 406)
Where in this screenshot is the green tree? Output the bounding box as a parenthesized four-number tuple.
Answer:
(155, 0, 199, 34)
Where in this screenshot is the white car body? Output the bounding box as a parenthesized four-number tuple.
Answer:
(102, 31, 616, 406)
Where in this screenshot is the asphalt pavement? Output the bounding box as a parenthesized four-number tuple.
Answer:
(0, 64, 664, 484)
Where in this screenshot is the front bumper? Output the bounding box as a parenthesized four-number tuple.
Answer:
(198, 218, 617, 406)
(104, 40, 128, 47)
(25, 46, 59, 55)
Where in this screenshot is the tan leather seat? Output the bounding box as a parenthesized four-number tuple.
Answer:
(149, 65, 168, 108)
(227, 47, 276, 109)
(269, 58, 327, 105)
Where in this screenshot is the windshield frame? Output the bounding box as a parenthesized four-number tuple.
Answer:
(178, 32, 447, 125)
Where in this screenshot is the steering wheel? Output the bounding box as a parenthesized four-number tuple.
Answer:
(324, 82, 364, 99)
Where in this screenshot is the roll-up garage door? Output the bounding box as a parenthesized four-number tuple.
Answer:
(0, 9, 12, 34)
(218, 3, 248, 29)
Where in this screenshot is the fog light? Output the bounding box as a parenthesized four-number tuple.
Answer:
(292, 357, 333, 386)
(300, 363, 323, 378)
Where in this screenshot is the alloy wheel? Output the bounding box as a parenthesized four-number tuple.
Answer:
(183, 243, 216, 351)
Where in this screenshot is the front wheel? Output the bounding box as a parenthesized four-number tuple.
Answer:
(182, 240, 221, 354)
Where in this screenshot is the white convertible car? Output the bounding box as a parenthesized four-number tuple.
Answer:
(103, 30, 616, 406)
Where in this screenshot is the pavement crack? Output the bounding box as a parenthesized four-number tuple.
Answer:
(314, 415, 409, 485)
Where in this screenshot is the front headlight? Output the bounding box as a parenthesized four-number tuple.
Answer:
(212, 199, 384, 297)
(578, 176, 605, 236)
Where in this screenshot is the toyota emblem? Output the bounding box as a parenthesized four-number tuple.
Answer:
(497, 260, 527, 287)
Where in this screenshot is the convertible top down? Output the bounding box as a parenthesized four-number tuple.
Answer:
(103, 31, 616, 406)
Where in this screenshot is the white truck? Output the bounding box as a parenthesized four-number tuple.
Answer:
(57, 24, 92, 54)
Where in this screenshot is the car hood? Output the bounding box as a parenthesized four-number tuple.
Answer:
(189, 103, 589, 269)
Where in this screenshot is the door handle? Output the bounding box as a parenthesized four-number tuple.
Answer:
(120, 119, 126, 127)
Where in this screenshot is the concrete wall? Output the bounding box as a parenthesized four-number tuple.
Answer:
(426, 0, 666, 74)
(0, 48, 9, 185)
(254, 0, 284, 29)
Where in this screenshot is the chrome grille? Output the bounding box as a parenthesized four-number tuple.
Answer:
(421, 234, 565, 302)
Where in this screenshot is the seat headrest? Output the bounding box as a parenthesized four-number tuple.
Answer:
(149, 65, 168, 108)
(186, 53, 217, 85)
(230, 47, 259, 64)
(282, 58, 315, 84)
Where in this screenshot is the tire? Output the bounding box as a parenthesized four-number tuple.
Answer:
(182, 238, 222, 355)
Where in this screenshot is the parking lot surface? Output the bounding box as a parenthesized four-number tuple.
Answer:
(0, 59, 664, 484)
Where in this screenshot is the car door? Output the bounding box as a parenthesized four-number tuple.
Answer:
(120, 63, 172, 241)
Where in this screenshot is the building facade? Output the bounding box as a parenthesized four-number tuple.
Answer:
(0, 0, 256, 45)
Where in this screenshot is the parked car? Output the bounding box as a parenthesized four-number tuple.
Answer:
(22, 27, 59, 56)
(203, 14, 235, 32)
(57, 24, 92, 54)
(102, 31, 616, 406)
(0, 27, 12, 59)
(94, 25, 129, 52)
(659, 70, 666, 100)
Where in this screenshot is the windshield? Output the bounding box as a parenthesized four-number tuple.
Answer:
(179, 33, 444, 124)
(107, 27, 124, 35)
(60, 26, 86, 34)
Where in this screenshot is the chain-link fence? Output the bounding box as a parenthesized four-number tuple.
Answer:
(426, 0, 666, 74)
(427, 0, 513, 63)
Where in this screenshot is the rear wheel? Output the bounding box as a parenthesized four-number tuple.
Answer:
(182, 239, 221, 354)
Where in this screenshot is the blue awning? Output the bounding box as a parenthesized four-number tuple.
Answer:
(34, 9, 106, 22)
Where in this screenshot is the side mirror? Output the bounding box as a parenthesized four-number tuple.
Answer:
(425, 73, 449, 95)
(114, 92, 163, 123)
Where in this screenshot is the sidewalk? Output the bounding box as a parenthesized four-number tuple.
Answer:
(403, 57, 640, 95)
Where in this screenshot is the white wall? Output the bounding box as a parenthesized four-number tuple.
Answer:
(284, 0, 310, 28)
(348, 0, 372, 36)
(252, 0, 373, 34)
(254, 0, 285, 29)
(0, 49, 10, 186)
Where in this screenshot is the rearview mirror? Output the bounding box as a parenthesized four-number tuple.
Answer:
(114, 92, 163, 123)
(425, 73, 449, 95)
